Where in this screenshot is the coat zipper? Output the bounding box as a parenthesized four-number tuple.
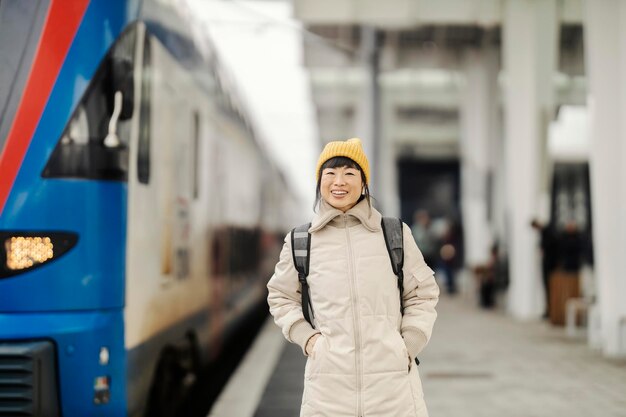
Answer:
(344, 215, 363, 416)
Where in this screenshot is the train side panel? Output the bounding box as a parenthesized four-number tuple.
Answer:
(124, 25, 214, 414)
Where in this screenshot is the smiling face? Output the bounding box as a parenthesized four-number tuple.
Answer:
(320, 165, 364, 212)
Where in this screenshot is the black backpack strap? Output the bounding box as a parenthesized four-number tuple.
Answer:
(381, 217, 405, 315)
(381, 217, 420, 366)
(291, 223, 314, 327)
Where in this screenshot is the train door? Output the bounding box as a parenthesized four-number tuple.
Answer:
(123, 24, 163, 414)
(124, 25, 207, 415)
(125, 25, 164, 352)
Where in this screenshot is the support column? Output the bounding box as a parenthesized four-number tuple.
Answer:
(356, 25, 382, 206)
(460, 48, 498, 267)
(489, 104, 506, 252)
(503, 0, 558, 319)
(583, 0, 626, 357)
(379, 90, 401, 218)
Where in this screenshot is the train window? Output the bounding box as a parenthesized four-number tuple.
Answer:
(42, 25, 137, 181)
(192, 111, 200, 199)
(138, 33, 152, 184)
(0, 0, 49, 153)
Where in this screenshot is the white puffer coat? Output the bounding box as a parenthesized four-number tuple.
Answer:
(267, 199, 439, 417)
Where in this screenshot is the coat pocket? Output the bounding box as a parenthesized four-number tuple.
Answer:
(392, 330, 410, 373)
(408, 365, 424, 400)
(361, 318, 409, 374)
(409, 264, 435, 284)
(305, 336, 327, 378)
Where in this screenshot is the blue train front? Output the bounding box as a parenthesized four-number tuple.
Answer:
(0, 1, 291, 416)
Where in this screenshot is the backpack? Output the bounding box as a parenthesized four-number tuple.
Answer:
(291, 217, 408, 332)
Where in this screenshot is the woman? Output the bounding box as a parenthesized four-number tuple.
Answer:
(267, 138, 439, 417)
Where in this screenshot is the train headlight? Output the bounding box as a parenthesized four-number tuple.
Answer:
(5, 236, 54, 270)
(0, 232, 78, 278)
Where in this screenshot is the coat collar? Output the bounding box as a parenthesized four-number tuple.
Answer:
(310, 198, 382, 233)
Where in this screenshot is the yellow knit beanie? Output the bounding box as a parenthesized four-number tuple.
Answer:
(315, 138, 370, 184)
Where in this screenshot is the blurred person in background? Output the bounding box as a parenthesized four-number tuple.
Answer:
(436, 218, 463, 295)
(547, 219, 585, 325)
(473, 243, 500, 309)
(411, 209, 437, 267)
(267, 138, 439, 417)
(530, 218, 558, 318)
(557, 220, 584, 274)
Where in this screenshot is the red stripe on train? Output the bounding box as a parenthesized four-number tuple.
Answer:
(0, 0, 90, 216)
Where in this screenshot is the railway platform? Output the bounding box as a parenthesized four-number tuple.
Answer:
(209, 294, 626, 417)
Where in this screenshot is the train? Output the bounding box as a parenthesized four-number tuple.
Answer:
(0, 0, 299, 416)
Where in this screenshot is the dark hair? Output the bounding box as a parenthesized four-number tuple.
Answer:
(314, 156, 371, 211)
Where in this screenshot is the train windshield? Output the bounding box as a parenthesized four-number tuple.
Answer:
(42, 26, 137, 181)
(0, 0, 50, 153)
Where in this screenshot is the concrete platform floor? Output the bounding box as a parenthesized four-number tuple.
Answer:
(252, 294, 626, 417)
(421, 295, 626, 417)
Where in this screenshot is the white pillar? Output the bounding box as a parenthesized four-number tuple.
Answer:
(490, 107, 506, 250)
(460, 48, 498, 267)
(380, 98, 401, 219)
(356, 26, 382, 207)
(503, 0, 558, 319)
(583, 0, 626, 357)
